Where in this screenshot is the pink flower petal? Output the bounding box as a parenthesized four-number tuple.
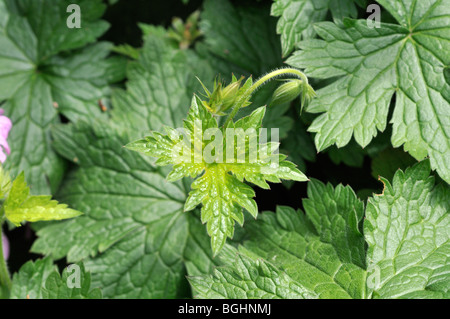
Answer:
(0, 115, 12, 140)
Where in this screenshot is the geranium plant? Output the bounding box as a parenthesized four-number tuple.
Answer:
(0, 0, 448, 300)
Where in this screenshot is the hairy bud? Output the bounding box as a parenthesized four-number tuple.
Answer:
(270, 79, 302, 106)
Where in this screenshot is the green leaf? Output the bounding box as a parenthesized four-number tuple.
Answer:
(10, 258, 101, 299)
(124, 95, 217, 182)
(185, 164, 258, 256)
(128, 97, 307, 255)
(10, 257, 56, 299)
(111, 36, 214, 136)
(198, 0, 318, 182)
(271, 0, 361, 56)
(194, 205, 367, 299)
(4, 172, 82, 226)
(183, 211, 222, 278)
(246, 206, 366, 299)
(110, 33, 220, 181)
(191, 161, 449, 299)
(200, 0, 282, 76)
(31, 122, 218, 298)
(42, 263, 102, 299)
(0, 165, 12, 199)
(303, 179, 366, 268)
(31, 34, 224, 298)
(365, 160, 450, 298)
(31, 122, 191, 298)
(188, 245, 317, 299)
(288, 0, 450, 183)
(0, 0, 125, 194)
(239, 84, 296, 140)
(112, 44, 140, 60)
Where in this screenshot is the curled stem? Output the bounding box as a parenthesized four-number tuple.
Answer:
(223, 68, 310, 127)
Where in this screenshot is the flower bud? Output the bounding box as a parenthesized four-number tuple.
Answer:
(198, 76, 245, 115)
(270, 79, 302, 106)
(220, 81, 241, 112)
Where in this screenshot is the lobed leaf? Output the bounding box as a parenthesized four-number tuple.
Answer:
(365, 160, 450, 298)
(288, 0, 450, 183)
(0, 0, 125, 194)
(271, 0, 362, 56)
(10, 259, 101, 299)
(190, 161, 450, 299)
(189, 245, 318, 299)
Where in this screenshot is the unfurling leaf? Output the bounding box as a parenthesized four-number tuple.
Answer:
(127, 94, 307, 255)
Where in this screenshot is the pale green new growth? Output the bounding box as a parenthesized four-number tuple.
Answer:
(3, 172, 82, 226)
(127, 94, 308, 255)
